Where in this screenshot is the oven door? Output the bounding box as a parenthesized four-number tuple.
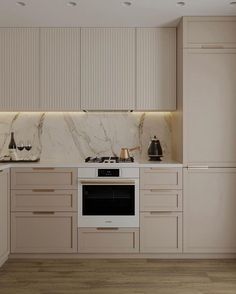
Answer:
(78, 179, 139, 227)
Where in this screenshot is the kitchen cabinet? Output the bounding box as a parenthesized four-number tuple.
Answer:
(183, 16, 236, 49)
(140, 168, 182, 190)
(11, 212, 77, 253)
(140, 168, 183, 253)
(140, 190, 182, 212)
(11, 189, 77, 212)
(0, 169, 10, 266)
(184, 49, 236, 166)
(78, 228, 139, 253)
(140, 212, 182, 253)
(11, 167, 78, 253)
(136, 28, 176, 110)
(0, 28, 39, 111)
(0, 27, 177, 111)
(40, 28, 81, 110)
(184, 168, 236, 253)
(81, 28, 135, 110)
(11, 167, 77, 190)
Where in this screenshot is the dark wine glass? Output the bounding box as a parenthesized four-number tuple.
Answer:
(24, 140, 32, 160)
(25, 145, 32, 151)
(17, 141, 24, 151)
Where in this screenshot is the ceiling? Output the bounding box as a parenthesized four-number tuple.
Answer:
(0, 0, 236, 27)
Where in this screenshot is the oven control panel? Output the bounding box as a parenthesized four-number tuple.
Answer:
(98, 169, 120, 177)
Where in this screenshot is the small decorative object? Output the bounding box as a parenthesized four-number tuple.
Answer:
(8, 132, 18, 160)
(147, 135, 163, 161)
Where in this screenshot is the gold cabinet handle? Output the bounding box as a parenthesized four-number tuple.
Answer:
(32, 168, 55, 171)
(33, 211, 55, 215)
(201, 45, 224, 49)
(150, 211, 173, 214)
(96, 228, 119, 231)
(32, 189, 55, 192)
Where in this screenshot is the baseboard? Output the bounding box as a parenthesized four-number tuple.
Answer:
(9, 253, 236, 259)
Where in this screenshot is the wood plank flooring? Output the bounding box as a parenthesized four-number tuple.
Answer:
(1, 259, 236, 294)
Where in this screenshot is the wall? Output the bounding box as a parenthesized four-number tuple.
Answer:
(0, 112, 173, 162)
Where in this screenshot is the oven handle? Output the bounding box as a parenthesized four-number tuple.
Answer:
(79, 179, 136, 185)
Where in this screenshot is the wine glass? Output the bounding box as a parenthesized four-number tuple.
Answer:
(17, 140, 24, 160)
(17, 140, 24, 151)
(24, 140, 32, 160)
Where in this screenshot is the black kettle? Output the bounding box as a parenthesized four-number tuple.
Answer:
(148, 136, 163, 161)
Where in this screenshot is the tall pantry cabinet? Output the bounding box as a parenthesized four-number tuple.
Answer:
(174, 17, 236, 253)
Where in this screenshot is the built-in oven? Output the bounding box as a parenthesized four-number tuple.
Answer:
(78, 167, 139, 227)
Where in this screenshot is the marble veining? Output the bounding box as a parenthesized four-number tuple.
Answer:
(0, 112, 172, 162)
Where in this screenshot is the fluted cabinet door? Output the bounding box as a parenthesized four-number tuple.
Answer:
(40, 28, 80, 111)
(81, 28, 135, 110)
(136, 28, 176, 111)
(0, 28, 39, 111)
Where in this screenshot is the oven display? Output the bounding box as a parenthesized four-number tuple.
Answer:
(98, 169, 120, 177)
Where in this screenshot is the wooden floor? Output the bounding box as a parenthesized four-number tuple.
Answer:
(1, 259, 236, 294)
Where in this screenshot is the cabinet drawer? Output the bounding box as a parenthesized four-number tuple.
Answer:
(140, 190, 182, 212)
(184, 17, 236, 49)
(11, 190, 77, 212)
(11, 212, 77, 253)
(140, 168, 182, 190)
(140, 212, 182, 253)
(78, 228, 139, 253)
(11, 168, 77, 189)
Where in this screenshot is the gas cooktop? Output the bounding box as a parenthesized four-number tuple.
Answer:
(85, 156, 134, 163)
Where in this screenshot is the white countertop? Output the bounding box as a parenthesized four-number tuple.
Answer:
(0, 159, 182, 170)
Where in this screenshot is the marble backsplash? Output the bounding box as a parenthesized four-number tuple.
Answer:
(0, 112, 173, 162)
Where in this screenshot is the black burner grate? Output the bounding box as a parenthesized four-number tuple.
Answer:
(85, 156, 134, 163)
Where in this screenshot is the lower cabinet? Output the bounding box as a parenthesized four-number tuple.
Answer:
(11, 212, 77, 253)
(0, 169, 10, 266)
(139, 168, 183, 254)
(184, 168, 236, 253)
(10, 168, 78, 254)
(78, 228, 139, 253)
(140, 212, 182, 253)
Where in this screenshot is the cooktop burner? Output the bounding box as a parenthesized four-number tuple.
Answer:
(85, 156, 134, 163)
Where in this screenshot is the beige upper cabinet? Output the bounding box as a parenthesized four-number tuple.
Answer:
(184, 168, 236, 253)
(0, 169, 10, 266)
(136, 28, 176, 111)
(40, 28, 81, 111)
(0, 28, 39, 111)
(184, 49, 236, 166)
(81, 28, 135, 110)
(183, 17, 236, 49)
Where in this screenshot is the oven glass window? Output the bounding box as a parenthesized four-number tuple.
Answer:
(82, 185, 135, 216)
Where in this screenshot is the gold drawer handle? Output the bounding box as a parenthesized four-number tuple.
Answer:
(96, 228, 119, 231)
(32, 168, 55, 171)
(201, 45, 224, 49)
(32, 189, 55, 193)
(33, 211, 55, 215)
(150, 211, 173, 214)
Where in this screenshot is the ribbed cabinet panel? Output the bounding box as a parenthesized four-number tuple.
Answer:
(81, 28, 135, 110)
(136, 28, 176, 111)
(40, 28, 80, 110)
(0, 28, 39, 111)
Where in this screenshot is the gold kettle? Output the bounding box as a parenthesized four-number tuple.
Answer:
(119, 146, 140, 160)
